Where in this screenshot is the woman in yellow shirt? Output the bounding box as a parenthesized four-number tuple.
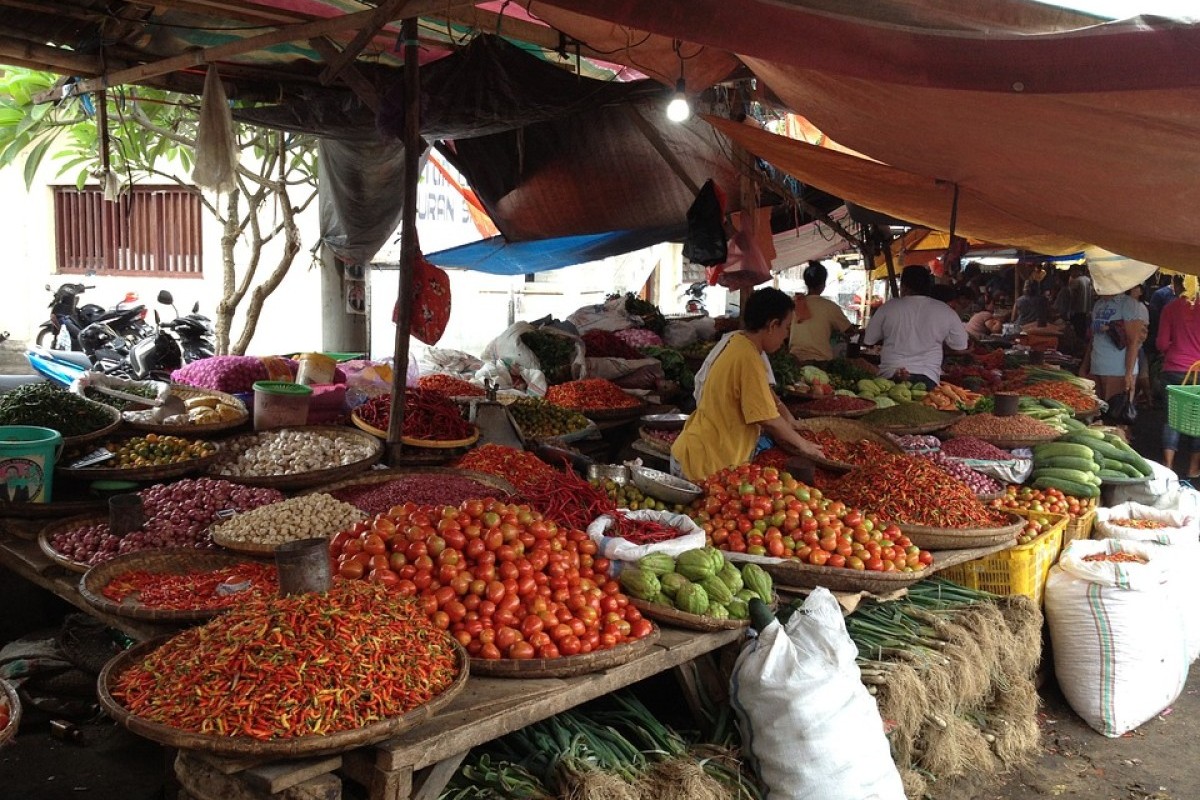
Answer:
(672, 288, 824, 482)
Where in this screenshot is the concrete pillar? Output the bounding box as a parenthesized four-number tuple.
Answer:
(319, 243, 368, 354)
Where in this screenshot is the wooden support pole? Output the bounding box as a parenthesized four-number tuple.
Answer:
(386, 17, 423, 465)
(879, 225, 901, 299)
(46, 0, 473, 99)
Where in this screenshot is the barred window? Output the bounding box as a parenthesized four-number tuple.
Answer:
(53, 185, 203, 276)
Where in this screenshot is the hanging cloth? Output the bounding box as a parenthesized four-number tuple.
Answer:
(191, 66, 238, 194)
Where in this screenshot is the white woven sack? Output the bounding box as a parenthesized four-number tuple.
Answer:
(1045, 539, 1188, 737)
(1095, 503, 1200, 662)
(730, 588, 905, 800)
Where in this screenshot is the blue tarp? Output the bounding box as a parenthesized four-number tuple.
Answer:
(425, 225, 685, 275)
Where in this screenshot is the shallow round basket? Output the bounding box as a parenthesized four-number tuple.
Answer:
(0, 679, 19, 747)
(38, 514, 109, 574)
(401, 426, 481, 450)
(507, 409, 596, 446)
(586, 464, 630, 485)
(469, 626, 659, 678)
(792, 402, 875, 420)
(123, 386, 249, 435)
(952, 432, 1060, 450)
(60, 402, 124, 449)
(79, 549, 271, 623)
(640, 413, 688, 431)
(630, 466, 702, 505)
(349, 410, 388, 439)
(629, 598, 749, 632)
(97, 635, 469, 758)
(206, 427, 383, 491)
(1074, 404, 1102, 422)
(570, 401, 647, 421)
(58, 442, 220, 483)
(209, 513, 358, 557)
(305, 467, 516, 503)
(863, 411, 963, 436)
(794, 417, 906, 472)
(897, 512, 1024, 550)
(722, 550, 930, 592)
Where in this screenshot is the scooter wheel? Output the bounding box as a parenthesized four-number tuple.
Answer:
(35, 329, 64, 350)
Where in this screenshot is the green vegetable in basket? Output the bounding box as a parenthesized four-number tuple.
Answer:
(740, 563, 774, 603)
(519, 329, 577, 385)
(617, 568, 660, 601)
(0, 382, 112, 437)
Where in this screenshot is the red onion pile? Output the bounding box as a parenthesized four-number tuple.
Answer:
(48, 478, 284, 567)
(887, 434, 941, 452)
(918, 452, 1003, 496)
(938, 437, 1017, 461)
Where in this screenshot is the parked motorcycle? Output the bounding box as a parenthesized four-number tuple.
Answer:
(81, 290, 214, 381)
(36, 283, 149, 351)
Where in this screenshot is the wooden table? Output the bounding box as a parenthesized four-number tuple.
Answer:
(0, 525, 744, 800)
(174, 626, 743, 800)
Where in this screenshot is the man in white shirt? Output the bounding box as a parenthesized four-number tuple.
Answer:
(863, 265, 970, 387)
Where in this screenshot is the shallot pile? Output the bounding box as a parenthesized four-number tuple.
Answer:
(918, 452, 1003, 496)
(48, 479, 283, 567)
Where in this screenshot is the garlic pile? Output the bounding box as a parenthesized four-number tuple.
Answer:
(210, 429, 376, 477)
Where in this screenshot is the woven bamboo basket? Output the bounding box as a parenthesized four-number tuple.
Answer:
(61, 402, 123, 449)
(862, 410, 964, 436)
(793, 416, 904, 472)
(205, 427, 383, 490)
(305, 467, 516, 503)
(38, 514, 110, 574)
(97, 636, 469, 758)
(123, 386, 249, 435)
(79, 549, 274, 623)
(58, 437, 220, 483)
(469, 626, 660, 678)
(629, 598, 750, 632)
(898, 513, 1025, 550)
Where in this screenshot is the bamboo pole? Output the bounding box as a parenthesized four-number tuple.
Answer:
(386, 18, 422, 464)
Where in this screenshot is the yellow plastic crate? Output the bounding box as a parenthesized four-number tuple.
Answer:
(1064, 508, 1096, 546)
(939, 510, 1067, 606)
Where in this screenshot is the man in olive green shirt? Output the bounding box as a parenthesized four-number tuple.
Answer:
(789, 261, 856, 363)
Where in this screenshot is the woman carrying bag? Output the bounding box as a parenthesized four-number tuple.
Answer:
(1082, 282, 1148, 427)
(1156, 275, 1200, 477)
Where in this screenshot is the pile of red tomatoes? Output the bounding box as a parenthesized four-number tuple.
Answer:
(329, 498, 654, 660)
(692, 464, 933, 573)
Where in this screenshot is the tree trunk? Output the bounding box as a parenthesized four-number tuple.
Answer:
(214, 191, 241, 355)
(231, 184, 301, 355)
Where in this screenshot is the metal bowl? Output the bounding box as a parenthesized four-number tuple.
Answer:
(630, 465, 702, 505)
(639, 413, 689, 431)
(587, 464, 630, 485)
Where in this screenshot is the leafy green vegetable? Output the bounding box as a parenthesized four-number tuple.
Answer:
(624, 294, 666, 335)
(520, 330, 576, 385)
(768, 350, 804, 388)
(0, 383, 113, 436)
(639, 346, 695, 392)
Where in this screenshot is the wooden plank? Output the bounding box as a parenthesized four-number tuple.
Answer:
(0, 34, 103, 75)
(432, 6, 614, 64)
(242, 755, 343, 794)
(59, 0, 477, 97)
(177, 752, 341, 800)
(411, 751, 468, 800)
(193, 753, 269, 776)
(308, 38, 381, 112)
(373, 627, 742, 771)
(317, 0, 408, 85)
(342, 750, 412, 800)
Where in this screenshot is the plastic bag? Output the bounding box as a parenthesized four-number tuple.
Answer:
(70, 373, 169, 407)
(948, 456, 1034, 484)
(731, 588, 905, 800)
(191, 66, 237, 194)
(682, 179, 727, 267)
(420, 347, 482, 377)
(586, 510, 705, 564)
(1045, 539, 1188, 737)
(398, 254, 452, 345)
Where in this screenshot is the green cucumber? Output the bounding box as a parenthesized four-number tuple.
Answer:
(1034, 442, 1097, 461)
(1033, 476, 1100, 498)
(1033, 467, 1101, 487)
(1098, 469, 1128, 480)
(1038, 456, 1100, 474)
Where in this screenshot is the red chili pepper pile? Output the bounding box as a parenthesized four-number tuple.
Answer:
(101, 563, 278, 612)
(417, 374, 486, 398)
(457, 445, 556, 492)
(356, 390, 472, 441)
(753, 447, 791, 469)
(829, 455, 1010, 529)
(519, 470, 617, 531)
(330, 475, 506, 516)
(796, 430, 891, 466)
(112, 582, 460, 740)
(618, 516, 682, 545)
(582, 330, 644, 360)
(546, 379, 641, 411)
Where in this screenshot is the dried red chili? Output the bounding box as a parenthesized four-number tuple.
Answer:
(101, 563, 278, 612)
(356, 390, 472, 440)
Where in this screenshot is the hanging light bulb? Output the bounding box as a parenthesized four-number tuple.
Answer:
(666, 78, 690, 123)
